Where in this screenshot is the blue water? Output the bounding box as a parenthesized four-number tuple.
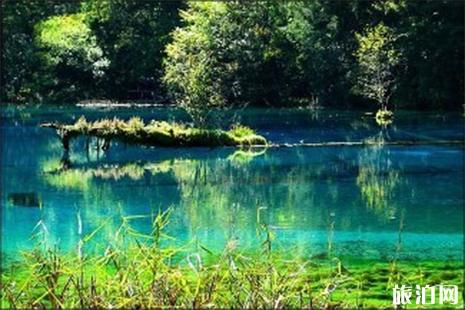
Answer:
(1, 105, 463, 262)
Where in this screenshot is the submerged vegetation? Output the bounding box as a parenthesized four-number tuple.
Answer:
(1, 210, 463, 309)
(40, 117, 267, 150)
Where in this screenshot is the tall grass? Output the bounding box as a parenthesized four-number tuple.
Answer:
(1, 209, 463, 309)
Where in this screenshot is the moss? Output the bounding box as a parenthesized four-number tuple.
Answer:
(41, 117, 268, 148)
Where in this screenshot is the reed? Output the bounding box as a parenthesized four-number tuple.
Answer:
(1, 210, 463, 309)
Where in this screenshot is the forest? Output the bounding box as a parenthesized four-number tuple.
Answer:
(2, 0, 464, 111)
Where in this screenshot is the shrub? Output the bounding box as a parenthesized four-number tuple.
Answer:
(228, 124, 255, 138)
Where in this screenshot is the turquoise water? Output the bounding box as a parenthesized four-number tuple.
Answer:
(1, 105, 463, 262)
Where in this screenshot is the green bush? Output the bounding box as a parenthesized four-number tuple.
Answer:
(228, 124, 256, 138)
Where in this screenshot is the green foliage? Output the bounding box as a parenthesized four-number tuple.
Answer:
(42, 117, 267, 148)
(394, 1, 464, 108)
(228, 124, 255, 138)
(353, 23, 402, 108)
(82, 0, 183, 100)
(33, 13, 109, 102)
(35, 13, 109, 77)
(1, 1, 79, 102)
(2, 0, 463, 109)
(163, 2, 301, 116)
(281, 1, 348, 103)
(163, 3, 234, 126)
(126, 116, 145, 133)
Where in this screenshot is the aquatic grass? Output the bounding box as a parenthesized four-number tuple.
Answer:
(1, 210, 463, 309)
(3, 246, 462, 309)
(228, 124, 255, 138)
(40, 116, 268, 150)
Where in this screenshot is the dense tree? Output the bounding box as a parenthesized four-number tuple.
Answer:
(163, 1, 290, 117)
(82, 0, 183, 100)
(1, 0, 79, 103)
(163, 1, 344, 112)
(34, 13, 109, 101)
(280, 1, 349, 105)
(163, 3, 235, 126)
(1, 0, 463, 110)
(394, 1, 464, 108)
(1, 0, 182, 103)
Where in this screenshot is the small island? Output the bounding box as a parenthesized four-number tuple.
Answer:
(40, 116, 267, 151)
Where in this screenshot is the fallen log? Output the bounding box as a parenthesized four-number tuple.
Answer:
(40, 117, 463, 152)
(268, 140, 464, 148)
(40, 117, 268, 151)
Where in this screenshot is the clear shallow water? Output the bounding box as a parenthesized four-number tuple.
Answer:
(1, 105, 463, 262)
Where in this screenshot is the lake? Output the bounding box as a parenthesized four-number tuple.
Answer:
(1, 105, 463, 263)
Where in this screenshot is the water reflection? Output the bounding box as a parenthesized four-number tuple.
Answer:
(41, 148, 268, 188)
(10, 141, 458, 261)
(7, 192, 42, 208)
(2, 107, 463, 262)
(356, 131, 401, 221)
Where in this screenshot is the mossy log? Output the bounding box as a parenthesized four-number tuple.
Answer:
(40, 117, 268, 150)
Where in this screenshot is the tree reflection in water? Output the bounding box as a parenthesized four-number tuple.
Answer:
(356, 131, 401, 221)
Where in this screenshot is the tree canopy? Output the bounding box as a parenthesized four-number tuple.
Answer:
(2, 0, 463, 110)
